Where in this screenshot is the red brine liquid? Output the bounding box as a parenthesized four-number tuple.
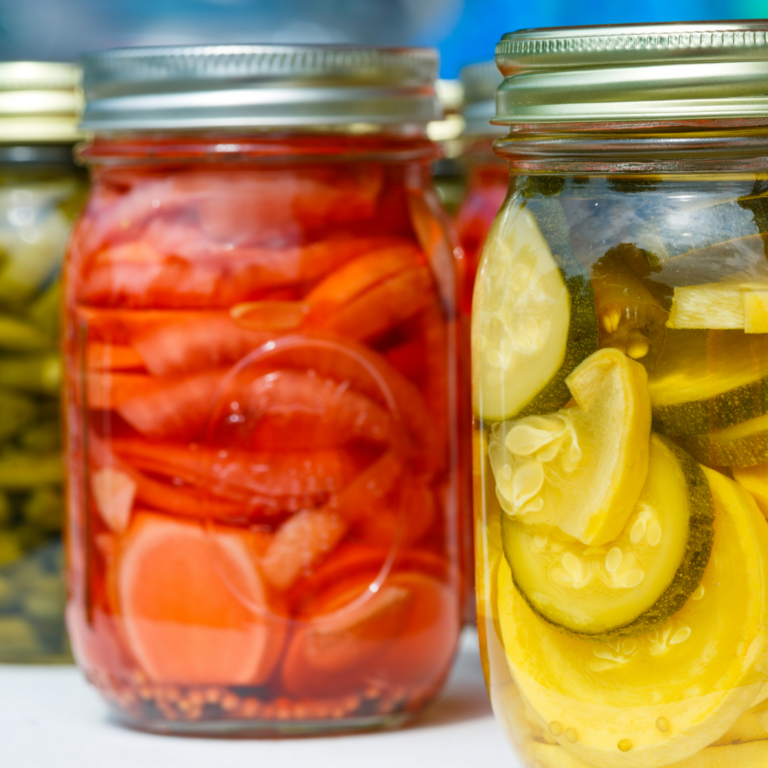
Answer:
(63, 135, 462, 734)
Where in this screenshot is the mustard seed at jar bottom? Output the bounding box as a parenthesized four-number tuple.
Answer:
(475, 21, 768, 768)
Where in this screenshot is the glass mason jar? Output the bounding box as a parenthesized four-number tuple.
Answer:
(474, 22, 768, 768)
(0, 63, 84, 663)
(64, 45, 462, 735)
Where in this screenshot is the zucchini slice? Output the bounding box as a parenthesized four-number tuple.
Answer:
(489, 348, 651, 546)
(668, 283, 768, 332)
(497, 468, 768, 768)
(677, 413, 768, 468)
(649, 329, 768, 436)
(471, 197, 598, 422)
(501, 435, 713, 640)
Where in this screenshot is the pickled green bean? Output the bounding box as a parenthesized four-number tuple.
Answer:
(22, 487, 62, 533)
(0, 354, 61, 395)
(0, 386, 38, 440)
(0, 494, 11, 528)
(0, 315, 51, 351)
(0, 532, 22, 567)
(0, 453, 63, 488)
(17, 419, 60, 452)
(27, 281, 60, 339)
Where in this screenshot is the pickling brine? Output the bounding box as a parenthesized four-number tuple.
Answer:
(474, 172, 768, 768)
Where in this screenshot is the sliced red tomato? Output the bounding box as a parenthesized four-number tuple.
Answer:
(115, 512, 287, 685)
(281, 569, 457, 697)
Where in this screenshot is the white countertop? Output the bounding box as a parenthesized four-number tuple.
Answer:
(0, 630, 516, 768)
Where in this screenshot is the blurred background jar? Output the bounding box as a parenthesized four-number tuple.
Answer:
(454, 60, 506, 320)
(64, 45, 463, 735)
(429, 78, 467, 216)
(0, 63, 84, 663)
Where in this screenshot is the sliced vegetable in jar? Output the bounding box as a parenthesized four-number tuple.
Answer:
(490, 348, 651, 546)
(668, 282, 768, 332)
(649, 330, 768, 436)
(115, 512, 287, 685)
(497, 468, 768, 768)
(590, 244, 669, 362)
(502, 435, 713, 640)
(471, 197, 598, 422)
(677, 413, 768, 468)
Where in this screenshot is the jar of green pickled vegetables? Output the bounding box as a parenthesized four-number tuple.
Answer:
(0, 63, 84, 663)
(474, 21, 768, 768)
(65, 45, 462, 735)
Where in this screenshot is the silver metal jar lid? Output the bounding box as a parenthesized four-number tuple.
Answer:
(494, 21, 768, 124)
(459, 61, 505, 137)
(80, 44, 441, 132)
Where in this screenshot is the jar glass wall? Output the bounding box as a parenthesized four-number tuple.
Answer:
(64, 46, 463, 735)
(475, 21, 768, 768)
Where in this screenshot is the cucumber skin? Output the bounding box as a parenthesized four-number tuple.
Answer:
(677, 428, 768, 468)
(501, 436, 714, 642)
(514, 197, 599, 420)
(652, 376, 768, 437)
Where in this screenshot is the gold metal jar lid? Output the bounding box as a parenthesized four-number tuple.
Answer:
(494, 21, 768, 124)
(0, 62, 82, 143)
(81, 45, 441, 132)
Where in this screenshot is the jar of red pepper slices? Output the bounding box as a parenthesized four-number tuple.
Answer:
(63, 45, 463, 735)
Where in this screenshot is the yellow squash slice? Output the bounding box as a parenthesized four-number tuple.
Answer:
(530, 741, 768, 768)
(668, 283, 768, 333)
(502, 435, 714, 640)
(489, 348, 651, 546)
(497, 469, 768, 768)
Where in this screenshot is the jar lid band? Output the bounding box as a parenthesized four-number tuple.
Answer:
(494, 21, 768, 124)
(80, 45, 441, 132)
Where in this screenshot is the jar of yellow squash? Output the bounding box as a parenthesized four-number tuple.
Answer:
(0, 64, 84, 662)
(473, 22, 768, 768)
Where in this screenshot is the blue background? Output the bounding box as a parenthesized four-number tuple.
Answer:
(0, 0, 764, 76)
